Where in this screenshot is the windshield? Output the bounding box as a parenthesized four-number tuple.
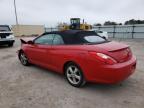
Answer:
(83, 35, 106, 43)
(0, 26, 10, 31)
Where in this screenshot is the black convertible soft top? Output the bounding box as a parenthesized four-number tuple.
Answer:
(43, 30, 96, 36)
(43, 30, 99, 44)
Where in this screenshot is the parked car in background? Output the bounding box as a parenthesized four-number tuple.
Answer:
(94, 30, 108, 39)
(18, 30, 136, 87)
(0, 25, 15, 47)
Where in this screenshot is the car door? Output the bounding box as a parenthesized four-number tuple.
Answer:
(26, 34, 54, 67)
(50, 34, 66, 72)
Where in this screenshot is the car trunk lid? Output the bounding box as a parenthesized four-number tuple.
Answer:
(90, 41, 132, 63)
(108, 47, 132, 63)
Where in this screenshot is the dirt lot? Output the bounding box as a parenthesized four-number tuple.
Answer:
(0, 38, 144, 108)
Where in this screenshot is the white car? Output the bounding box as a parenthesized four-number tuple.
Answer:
(0, 25, 15, 47)
(94, 30, 108, 39)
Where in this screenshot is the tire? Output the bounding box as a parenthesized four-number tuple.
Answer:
(19, 51, 30, 66)
(8, 42, 14, 47)
(65, 63, 86, 87)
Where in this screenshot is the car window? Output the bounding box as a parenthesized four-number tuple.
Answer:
(34, 34, 54, 45)
(53, 34, 64, 45)
(84, 35, 106, 43)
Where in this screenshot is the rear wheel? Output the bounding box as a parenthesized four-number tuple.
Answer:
(65, 63, 86, 87)
(19, 51, 30, 66)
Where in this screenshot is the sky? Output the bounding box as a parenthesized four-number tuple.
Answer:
(0, 0, 144, 27)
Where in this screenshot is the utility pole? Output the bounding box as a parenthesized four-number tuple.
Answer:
(14, 0, 18, 25)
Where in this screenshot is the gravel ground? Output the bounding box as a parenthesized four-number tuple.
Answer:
(0, 38, 144, 108)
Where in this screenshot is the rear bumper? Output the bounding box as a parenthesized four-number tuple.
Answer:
(0, 39, 15, 45)
(85, 55, 137, 84)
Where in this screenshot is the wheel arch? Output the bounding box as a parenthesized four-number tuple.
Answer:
(63, 60, 83, 75)
(63, 60, 87, 87)
(63, 61, 76, 73)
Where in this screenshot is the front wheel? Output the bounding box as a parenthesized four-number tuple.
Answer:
(19, 51, 30, 66)
(65, 63, 86, 87)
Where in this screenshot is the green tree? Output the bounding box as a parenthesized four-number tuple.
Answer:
(125, 19, 144, 25)
(104, 21, 118, 26)
(93, 23, 102, 26)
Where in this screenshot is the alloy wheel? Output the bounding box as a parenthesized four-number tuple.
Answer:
(66, 65, 82, 85)
(20, 52, 28, 65)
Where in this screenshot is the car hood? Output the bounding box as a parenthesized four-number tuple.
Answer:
(0, 31, 13, 34)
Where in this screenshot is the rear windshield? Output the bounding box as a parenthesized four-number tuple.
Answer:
(83, 35, 106, 43)
(62, 31, 108, 45)
(0, 26, 10, 31)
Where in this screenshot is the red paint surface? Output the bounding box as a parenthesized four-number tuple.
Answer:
(19, 39, 136, 84)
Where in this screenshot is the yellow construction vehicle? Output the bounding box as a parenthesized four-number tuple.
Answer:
(59, 18, 92, 31)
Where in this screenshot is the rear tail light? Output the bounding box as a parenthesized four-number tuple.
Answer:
(89, 52, 117, 65)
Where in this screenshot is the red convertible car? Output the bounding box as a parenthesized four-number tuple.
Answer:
(18, 30, 136, 87)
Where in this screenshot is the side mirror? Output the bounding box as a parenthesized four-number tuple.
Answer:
(27, 40, 34, 44)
